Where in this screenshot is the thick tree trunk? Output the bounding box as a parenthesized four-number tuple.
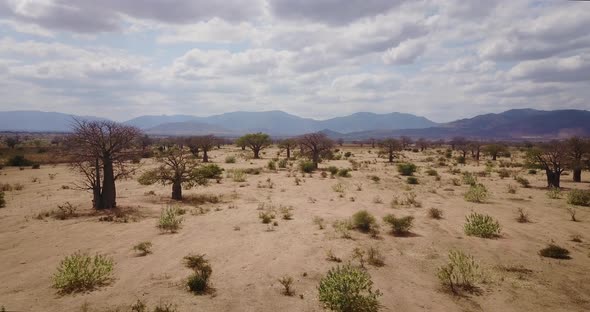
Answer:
(286, 147, 291, 159)
(93, 158, 103, 209)
(546, 170, 561, 188)
(241, 146, 246, 151)
(312, 153, 319, 169)
(492, 154, 497, 161)
(172, 180, 182, 200)
(202, 150, 209, 163)
(253, 148, 260, 159)
(388, 152, 393, 163)
(101, 159, 117, 209)
(573, 169, 582, 182)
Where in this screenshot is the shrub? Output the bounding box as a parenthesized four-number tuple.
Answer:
(464, 184, 488, 203)
(225, 155, 236, 163)
(0, 191, 5, 208)
(332, 182, 345, 193)
(318, 265, 381, 312)
(539, 244, 570, 259)
(368, 175, 380, 183)
(397, 163, 417, 176)
(333, 220, 353, 239)
(337, 168, 351, 177)
(367, 247, 385, 267)
(437, 249, 482, 293)
(52, 251, 114, 294)
(546, 187, 562, 199)
(425, 169, 438, 176)
(528, 169, 537, 174)
(31, 163, 41, 169)
(259, 210, 275, 224)
(461, 172, 477, 186)
(514, 176, 530, 188)
(497, 169, 510, 179)
(267, 160, 277, 171)
(313, 216, 325, 230)
(157, 206, 183, 233)
(7, 155, 33, 166)
(406, 176, 419, 185)
(278, 275, 294, 296)
(326, 249, 342, 262)
(299, 161, 315, 173)
(428, 208, 443, 219)
(55, 202, 78, 220)
(327, 166, 339, 176)
(464, 212, 501, 238)
(229, 169, 246, 182)
(516, 208, 529, 223)
(195, 164, 223, 181)
(382, 214, 414, 236)
(507, 184, 517, 194)
(351, 210, 378, 233)
(344, 151, 352, 158)
(567, 189, 590, 206)
(278, 158, 288, 168)
(184, 254, 212, 294)
(133, 241, 153, 256)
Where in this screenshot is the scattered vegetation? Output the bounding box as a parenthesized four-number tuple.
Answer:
(514, 176, 530, 188)
(516, 208, 530, 223)
(406, 176, 419, 185)
(157, 206, 183, 233)
(464, 212, 501, 238)
(546, 187, 562, 199)
(225, 155, 236, 163)
(539, 244, 570, 259)
(437, 249, 482, 293)
(0, 191, 5, 208)
(351, 210, 378, 234)
(397, 163, 417, 176)
(367, 247, 385, 267)
(313, 216, 325, 230)
(567, 189, 590, 206)
(52, 251, 114, 294)
(318, 265, 382, 312)
(464, 184, 488, 203)
(184, 254, 213, 294)
(278, 275, 295, 296)
(428, 208, 443, 219)
(133, 241, 153, 256)
(382, 214, 414, 236)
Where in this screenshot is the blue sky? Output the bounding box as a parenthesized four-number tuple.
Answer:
(0, 0, 589, 122)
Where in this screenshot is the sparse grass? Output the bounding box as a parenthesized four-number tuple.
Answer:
(0, 191, 5, 208)
(224, 155, 236, 163)
(382, 214, 414, 236)
(54, 202, 78, 220)
(332, 182, 346, 193)
(428, 208, 443, 219)
(514, 176, 530, 188)
(372, 196, 383, 204)
(326, 249, 342, 262)
(313, 216, 325, 230)
(507, 184, 517, 194)
(280, 205, 293, 220)
(566, 207, 578, 222)
(367, 247, 385, 267)
(259, 210, 276, 224)
(539, 244, 570, 259)
(464, 212, 501, 238)
(567, 189, 590, 206)
(497, 169, 510, 179)
(318, 265, 381, 312)
(278, 275, 294, 296)
(157, 206, 183, 233)
(52, 251, 114, 294)
(464, 184, 488, 203)
(228, 169, 247, 182)
(462, 172, 477, 186)
(546, 187, 562, 199)
(425, 168, 438, 176)
(516, 208, 530, 223)
(437, 249, 482, 294)
(133, 241, 153, 256)
(333, 220, 353, 239)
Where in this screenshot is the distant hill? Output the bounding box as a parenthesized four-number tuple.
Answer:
(124, 114, 200, 129)
(144, 121, 236, 136)
(0, 111, 106, 132)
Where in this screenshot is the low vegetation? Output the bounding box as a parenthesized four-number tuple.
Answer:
(184, 254, 213, 294)
(133, 241, 153, 256)
(539, 244, 571, 259)
(382, 214, 414, 236)
(157, 206, 183, 233)
(567, 189, 590, 206)
(464, 184, 488, 203)
(318, 265, 382, 312)
(52, 251, 114, 294)
(437, 249, 482, 293)
(464, 212, 501, 238)
(397, 163, 417, 176)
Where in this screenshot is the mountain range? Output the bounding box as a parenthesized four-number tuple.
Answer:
(1, 109, 589, 140)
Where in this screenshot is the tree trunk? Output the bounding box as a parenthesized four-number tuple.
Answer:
(312, 153, 319, 169)
(492, 154, 497, 161)
(546, 170, 561, 188)
(286, 147, 291, 159)
(202, 150, 209, 163)
(253, 148, 260, 159)
(388, 151, 393, 163)
(101, 158, 116, 209)
(241, 146, 246, 151)
(93, 158, 103, 209)
(172, 180, 182, 200)
(573, 169, 582, 182)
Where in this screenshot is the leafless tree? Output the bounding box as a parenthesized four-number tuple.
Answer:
(278, 138, 297, 159)
(566, 137, 589, 182)
(188, 135, 217, 162)
(298, 133, 334, 169)
(379, 138, 402, 163)
(416, 138, 429, 151)
(526, 141, 568, 188)
(400, 136, 413, 150)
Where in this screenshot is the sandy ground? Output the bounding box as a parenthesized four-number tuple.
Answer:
(1, 146, 589, 312)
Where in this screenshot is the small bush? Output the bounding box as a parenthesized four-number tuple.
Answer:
(514, 176, 530, 188)
(52, 251, 114, 294)
(464, 212, 501, 238)
(406, 176, 419, 185)
(461, 172, 477, 186)
(327, 166, 339, 176)
(337, 168, 351, 177)
(428, 208, 443, 219)
(516, 208, 530, 223)
(344, 151, 352, 158)
(464, 184, 488, 203)
(367, 247, 385, 267)
(259, 210, 276, 224)
(299, 161, 315, 173)
(318, 265, 381, 312)
(383, 214, 414, 236)
(267, 160, 277, 171)
(278, 158, 288, 168)
(497, 169, 510, 179)
(546, 187, 562, 199)
(437, 249, 482, 293)
(7, 155, 33, 166)
(567, 189, 590, 206)
(351, 210, 378, 233)
(195, 164, 223, 181)
(539, 244, 570, 259)
(397, 163, 417, 176)
(425, 169, 438, 176)
(229, 169, 246, 182)
(133, 241, 153, 256)
(0, 191, 5, 208)
(278, 275, 294, 296)
(54, 202, 78, 220)
(528, 169, 537, 174)
(184, 254, 212, 294)
(157, 206, 183, 233)
(225, 155, 236, 163)
(332, 182, 345, 193)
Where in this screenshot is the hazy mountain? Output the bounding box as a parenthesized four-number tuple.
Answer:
(144, 121, 236, 136)
(318, 112, 436, 133)
(0, 111, 106, 132)
(338, 109, 590, 140)
(124, 114, 200, 129)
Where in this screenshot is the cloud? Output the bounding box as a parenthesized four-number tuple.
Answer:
(509, 55, 590, 83)
(382, 39, 427, 65)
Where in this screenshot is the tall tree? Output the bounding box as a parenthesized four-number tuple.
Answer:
(189, 135, 217, 163)
(416, 138, 429, 151)
(298, 133, 334, 169)
(66, 120, 141, 209)
(379, 138, 402, 163)
(483, 143, 507, 161)
(237, 133, 272, 159)
(566, 137, 589, 182)
(400, 136, 413, 150)
(278, 138, 297, 159)
(526, 141, 568, 188)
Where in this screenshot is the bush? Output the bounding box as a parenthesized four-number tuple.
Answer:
(382, 214, 414, 236)
(397, 163, 417, 176)
(52, 251, 114, 294)
(428, 208, 443, 219)
(278, 158, 288, 168)
(406, 176, 419, 185)
(497, 169, 510, 179)
(225, 155, 236, 163)
(195, 164, 223, 180)
(157, 206, 183, 233)
(437, 250, 482, 293)
(514, 176, 530, 188)
(546, 187, 562, 199)
(528, 169, 537, 175)
(461, 172, 477, 186)
(567, 189, 590, 206)
(327, 166, 339, 176)
(133, 241, 153, 256)
(184, 254, 212, 294)
(464, 212, 501, 238)
(318, 265, 381, 312)
(344, 152, 352, 158)
(299, 161, 315, 173)
(425, 168, 438, 176)
(259, 210, 275, 224)
(337, 168, 351, 177)
(228, 169, 246, 182)
(7, 155, 33, 167)
(464, 184, 488, 203)
(31, 163, 41, 169)
(0, 191, 5, 208)
(351, 210, 378, 233)
(539, 244, 570, 259)
(278, 275, 294, 296)
(267, 160, 277, 171)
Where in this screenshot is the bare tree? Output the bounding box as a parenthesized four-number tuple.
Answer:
(449, 136, 467, 151)
(369, 138, 376, 148)
(526, 141, 567, 188)
(65, 120, 141, 209)
(298, 133, 334, 169)
(138, 145, 206, 200)
(379, 138, 402, 163)
(4, 136, 19, 149)
(237, 133, 272, 159)
(469, 141, 482, 161)
(483, 143, 507, 161)
(416, 138, 429, 151)
(337, 138, 344, 147)
(566, 137, 589, 182)
(188, 135, 217, 162)
(278, 138, 297, 159)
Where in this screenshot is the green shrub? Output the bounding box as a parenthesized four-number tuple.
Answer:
(461, 172, 477, 186)
(406, 176, 419, 185)
(228, 169, 246, 182)
(184, 254, 212, 294)
(225, 155, 236, 163)
(567, 189, 590, 206)
(344, 151, 352, 158)
(464, 184, 488, 203)
(425, 168, 438, 176)
(528, 169, 537, 175)
(157, 206, 183, 233)
(514, 176, 530, 188)
(318, 265, 381, 312)
(428, 208, 443, 219)
(52, 251, 114, 294)
(546, 187, 562, 199)
(267, 160, 277, 171)
(464, 212, 501, 238)
(539, 244, 570, 259)
(337, 168, 351, 177)
(0, 191, 5, 208)
(7, 155, 33, 167)
(437, 249, 482, 293)
(382, 214, 414, 236)
(133, 241, 153, 256)
(397, 163, 417, 176)
(351, 210, 378, 233)
(299, 161, 315, 173)
(497, 169, 510, 179)
(194, 164, 223, 180)
(327, 166, 339, 176)
(278, 158, 288, 168)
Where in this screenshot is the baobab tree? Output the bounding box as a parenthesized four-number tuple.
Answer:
(469, 141, 482, 161)
(278, 138, 297, 159)
(379, 138, 402, 162)
(138, 145, 207, 200)
(566, 137, 589, 182)
(400, 136, 413, 150)
(190, 135, 217, 163)
(449, 136, 467, 151)
(298, 132, 334, 169)
(526, 141, 568, 188)
(65, 120, 141, 209)
(483, 143, 507, 161)
(237, 133, 272, 159)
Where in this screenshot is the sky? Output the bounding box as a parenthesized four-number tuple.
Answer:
(0, 0, 589, 123)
